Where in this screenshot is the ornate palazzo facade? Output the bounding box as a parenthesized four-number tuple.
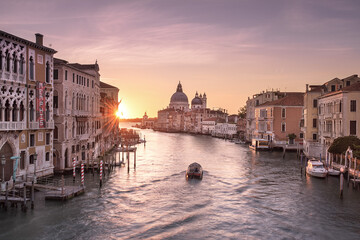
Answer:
(0, 31, 56, 183)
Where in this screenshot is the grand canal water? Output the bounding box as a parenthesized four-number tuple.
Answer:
(1, 126, 360, 239)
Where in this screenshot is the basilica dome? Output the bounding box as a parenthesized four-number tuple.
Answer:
(170, 82, 188, 104)
(191, 96, 202, 105)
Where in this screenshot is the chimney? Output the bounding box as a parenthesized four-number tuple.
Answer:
(35, 33, 43, 46)
(306, 84, 309, 92)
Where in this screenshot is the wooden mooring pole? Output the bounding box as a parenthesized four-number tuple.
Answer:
(31, 180, 34, 209)
(340, 172, 344, 199)
(134, 150, 136, 169)
(22, 183, 27, 212)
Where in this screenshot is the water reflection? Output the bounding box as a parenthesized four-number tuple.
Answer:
(1, 126, 360, 239)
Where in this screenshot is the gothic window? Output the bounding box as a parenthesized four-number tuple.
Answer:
(12, 101, 18, 121)
(65, 70, 67, 80)
(46, 152, 50, 161)
(6, 51, 10, 72)
(29, 101, 35, 122)
(4, 100, 10, 121)
(46, 62, 50, 83)
(19, 54, 24, 74)
(13, 52, 17, 73)
(29, 56, 34, 80)
(72, 123, 75, 138)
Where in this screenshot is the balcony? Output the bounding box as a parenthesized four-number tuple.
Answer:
(78, 133, 90, 141)
(29, 122, 39, 129)
(46, 121, 54, 129)
(0, 121, 26, 131)
(322, 131, 333, 138)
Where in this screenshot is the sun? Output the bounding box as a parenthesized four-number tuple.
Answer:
(116, 102, 129, 119)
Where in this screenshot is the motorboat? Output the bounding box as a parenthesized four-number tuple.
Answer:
(306, 159, 328, 178)
(186, 162, 203, 180)
(249, 139, 269, 151)
(234, 139, 245, 144)
(327, 168, 340, 176)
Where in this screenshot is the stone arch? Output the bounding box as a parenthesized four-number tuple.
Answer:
(0, 141, 15, 181)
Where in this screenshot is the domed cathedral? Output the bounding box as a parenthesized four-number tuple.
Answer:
(191, 92, 207, 110)
(169, 82, 189, 111)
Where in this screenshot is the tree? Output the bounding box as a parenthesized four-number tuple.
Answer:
(238, 105, 247, 119)
(328, 136, 360, 158)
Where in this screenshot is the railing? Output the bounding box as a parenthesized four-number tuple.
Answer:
(0, 121, 26, 130)
(29, 122, 39, 129)
(322, 131, 332, 137)
(79, 133, 90, 141)
(46, 121, 54, 129)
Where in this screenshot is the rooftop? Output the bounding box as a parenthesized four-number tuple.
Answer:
(0, 30, 57, 54)
(258, 92, 304, 107)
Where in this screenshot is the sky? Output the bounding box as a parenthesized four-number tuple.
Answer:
(1, 0, 360, 118)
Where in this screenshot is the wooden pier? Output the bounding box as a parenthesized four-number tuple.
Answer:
(45, 186, 85, 201)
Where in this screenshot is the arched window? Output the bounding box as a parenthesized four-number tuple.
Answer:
(72, 93, 75, 110)
(45, 61, 50, 83)
(65, 123, 68, 139)
(46, 102, 50, 121)
(4, 100, 10, 121)
(54, 126, 58, 140)
(64, 91, 68, 110)
(29, 101, 34, 122)
(13, 52, 17, 73)
(53, 90, 58, 108)
(12, 101, 18, 121)
(6, 51, 10, 72)
(29, 56, 34, 80)
(72, 123, 75, 138)
(19, 54, 24, 74)
(19, 101, 25, 121)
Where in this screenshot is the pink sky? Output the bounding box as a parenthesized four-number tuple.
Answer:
(1, 0, 360, 118)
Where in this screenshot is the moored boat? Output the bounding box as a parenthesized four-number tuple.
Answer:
(327, 168, 340, 176)
(306, 159, 328, 178)
(186, 162, 203, 180)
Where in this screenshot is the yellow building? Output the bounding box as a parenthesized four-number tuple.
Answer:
(302, 74, 360, 157)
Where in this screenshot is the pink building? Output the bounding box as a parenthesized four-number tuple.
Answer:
(254, 93, 304, 144)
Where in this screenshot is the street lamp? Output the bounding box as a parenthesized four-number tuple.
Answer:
(33, 153, 38, 183)
(1, 155, 5, 191)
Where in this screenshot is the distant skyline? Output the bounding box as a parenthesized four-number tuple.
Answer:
(1, 0, 360, 118)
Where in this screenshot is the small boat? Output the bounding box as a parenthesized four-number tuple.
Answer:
(306, 159, 328, 178)
(327, 168, 340, 176)
(234, 139, 245, 144)
(186, 162, 203, 180)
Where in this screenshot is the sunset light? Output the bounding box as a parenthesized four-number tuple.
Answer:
(116, 102, 129, 119)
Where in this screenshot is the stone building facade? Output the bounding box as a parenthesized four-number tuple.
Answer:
(0, 31, 56, 183)
(53, 58, 101, 171)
